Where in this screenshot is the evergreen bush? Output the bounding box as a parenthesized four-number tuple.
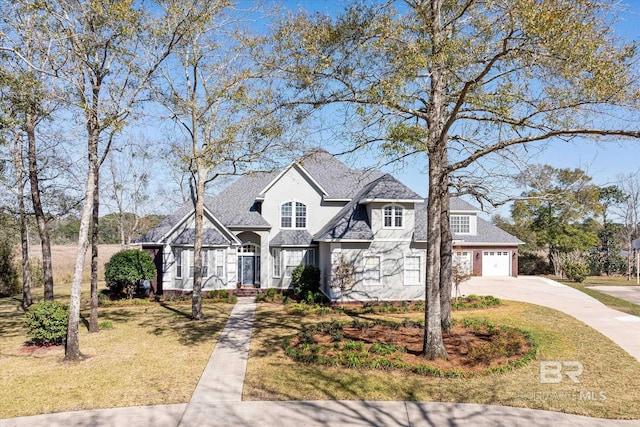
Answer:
(0, 239, 19, 296)
(24, 301, 69, 346)
(564, 262, 588, 282)
(104, 249, 156, 298)
(290, 264, 321, 302)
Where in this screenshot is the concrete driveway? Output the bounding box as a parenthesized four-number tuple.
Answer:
(459, 276, 640, 363)
(588, 285, 640, 305)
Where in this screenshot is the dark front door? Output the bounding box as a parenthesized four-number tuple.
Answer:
(239, 256, 255, 285)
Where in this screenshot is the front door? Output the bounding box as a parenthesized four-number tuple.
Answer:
(239, 256, 255, 285)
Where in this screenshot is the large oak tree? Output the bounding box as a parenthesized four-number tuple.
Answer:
(267, 0, 640, 358)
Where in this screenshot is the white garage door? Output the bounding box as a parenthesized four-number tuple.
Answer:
(452, 251, 472, 275)
(482, 251, 511, 276)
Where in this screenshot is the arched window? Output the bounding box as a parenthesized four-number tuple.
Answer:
(383, 205, 403, 228)
(281, 201, 307, 228)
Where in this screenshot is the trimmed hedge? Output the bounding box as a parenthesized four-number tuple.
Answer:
(24, 301, 69, 346)
(105, 249, 156, 298)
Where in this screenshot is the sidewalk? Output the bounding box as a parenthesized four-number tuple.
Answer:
(3, 288, 640, 427)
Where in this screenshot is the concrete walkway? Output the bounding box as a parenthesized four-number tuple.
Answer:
(460, 276, 640, 363)
(3, 284, 640, 427)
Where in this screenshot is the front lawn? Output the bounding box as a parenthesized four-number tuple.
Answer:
(245, 301, 640, 419)
(0, 284, 233, 419)
(555, 278, 640, 318)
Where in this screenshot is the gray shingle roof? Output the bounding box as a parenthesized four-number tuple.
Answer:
(138, 201, 194, 243)
(270, 230, 314, 246)
(454, 217, 524, 244)
(171, 228, 231, 246)
(357, 173, 422, 201)
(450, 197, 481, 211)
(296, 149, 384, 199)
(313, 174, 418, 242)
(414, 198, 523, 244)
(413, 201, 427, 242)
(207, 173, 275, 228)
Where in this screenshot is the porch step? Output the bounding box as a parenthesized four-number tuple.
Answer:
(235, 287, 259, 297)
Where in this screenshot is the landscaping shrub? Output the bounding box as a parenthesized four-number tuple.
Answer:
(518, 252, 552, 275)
(0, 239, 20, 297)
(290, 264, 321, 301)
(564, 262, 588, 282)
(24, 301, 69, 346)
(104, 249, 156, 298)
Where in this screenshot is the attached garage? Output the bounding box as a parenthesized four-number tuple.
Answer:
(481, 250, 511, 276)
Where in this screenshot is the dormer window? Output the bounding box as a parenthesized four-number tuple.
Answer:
(451, 215, 470, 234)
(383, 205, 403, 228)
(281, 201, 307, 228)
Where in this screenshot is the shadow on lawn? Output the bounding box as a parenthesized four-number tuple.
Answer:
(132, 302, 229, 347)
(0, 297, 28, 340)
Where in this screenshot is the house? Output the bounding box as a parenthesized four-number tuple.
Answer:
(138, 150, 523, 301)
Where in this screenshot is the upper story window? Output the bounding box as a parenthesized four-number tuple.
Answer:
(451, 215, 470, 234)
(383, 205, 403, 228)
(281, 201, 307, 229)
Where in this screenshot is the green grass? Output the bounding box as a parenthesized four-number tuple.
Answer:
(572, 276, 639, 287)
(0, 282, 233, 418)
(245, 302, 640, 419)
(555, 278, 640, 317)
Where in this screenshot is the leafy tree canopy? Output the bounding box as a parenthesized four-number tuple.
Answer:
(511, 165, 601, 253)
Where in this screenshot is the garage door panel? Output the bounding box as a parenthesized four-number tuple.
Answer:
(482, 251, 510, 276)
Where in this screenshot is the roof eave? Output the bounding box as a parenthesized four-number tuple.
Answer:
(314, 238, 374, 243)
(359, 198, 423, 204)
(454, 241, 524, 246)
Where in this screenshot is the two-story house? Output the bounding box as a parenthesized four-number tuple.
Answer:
(138, 150, 522, 301)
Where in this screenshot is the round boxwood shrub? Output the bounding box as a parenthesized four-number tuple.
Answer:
(24, 301, 69, 346)
(564, 262, 588, 283)
(104, 249, 156, 299)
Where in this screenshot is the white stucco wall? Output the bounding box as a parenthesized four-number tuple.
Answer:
(325, 240, 426, 302)
(261, 166, 345, 236)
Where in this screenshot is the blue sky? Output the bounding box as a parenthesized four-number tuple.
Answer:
(302, 1, 640, 218)
(140, 1, 640, 218)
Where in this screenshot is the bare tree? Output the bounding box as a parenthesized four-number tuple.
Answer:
(103, 139, 153, 248)
(152, 1, 292, 320)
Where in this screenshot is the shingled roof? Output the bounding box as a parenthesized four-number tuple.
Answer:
(313, 174, 420, 242)
(413, 198, 523, 244)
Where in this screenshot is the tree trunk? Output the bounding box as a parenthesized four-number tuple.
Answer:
(13, 133, 33, 309)
(423, 152, 448, 359)
(26, 111, 54, 301)
(20, 208, 33, 310)
(422, 0, 448, 360)
(440, 190, 452, 333)
(65, 126, 99, 361)
(89, 165, 100, 333)
(191, 167, 206, 320)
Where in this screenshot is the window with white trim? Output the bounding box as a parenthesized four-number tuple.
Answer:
(201, 249, 209, 277)
(404, 256, 421, 286)
(296, 203, 307, 228)
(285, 249, 304, 277)
(383, 205, 403, 228)
(272, 248, 282, 278)
(363, 255, 381, 285)
(214, 249, 225, 278)
(281, 201, 307, 229)
(175, 249, 183, 278)
(451, 215, 470, 234)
